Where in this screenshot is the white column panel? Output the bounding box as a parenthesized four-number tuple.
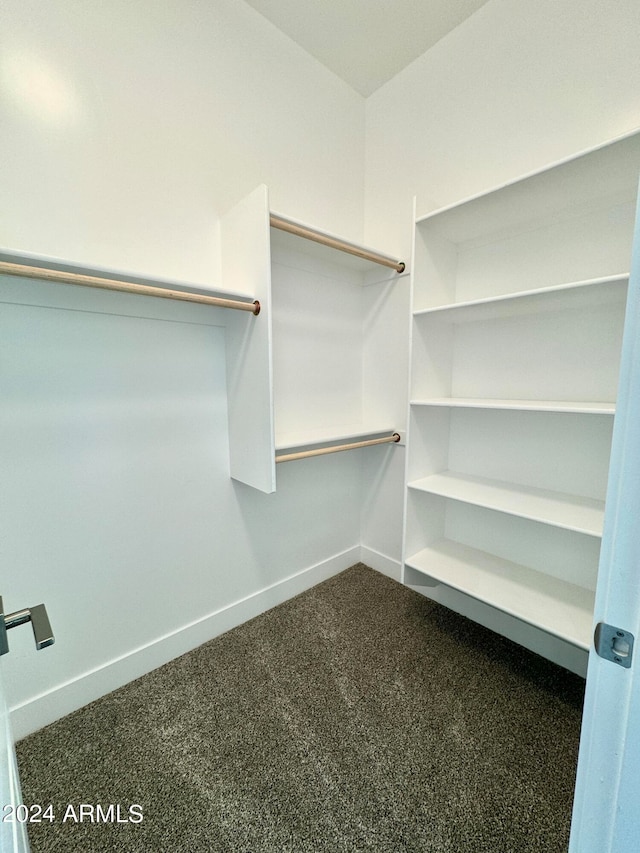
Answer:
(221, 185, 275, 493)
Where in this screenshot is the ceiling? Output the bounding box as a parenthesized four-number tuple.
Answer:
(243, 0, 492, 97)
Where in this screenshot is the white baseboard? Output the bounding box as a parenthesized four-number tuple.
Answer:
(359, 546, 402, 582)
(11, 546, 360, 741)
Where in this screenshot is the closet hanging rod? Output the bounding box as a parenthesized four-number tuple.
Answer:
(0, 261, 261, 315)
(276, 433, 401, 464)
(269, 215, 405, 273)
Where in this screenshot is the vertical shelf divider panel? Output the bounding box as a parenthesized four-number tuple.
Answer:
(221, 185, 276, 493)
(404, 130, 640, 674)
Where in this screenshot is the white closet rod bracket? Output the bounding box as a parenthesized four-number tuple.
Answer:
(0, 261, 261, 315)
(269, 215, 405, 273)
(275, 433, 401, 464)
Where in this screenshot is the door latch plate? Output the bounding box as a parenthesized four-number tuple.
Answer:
(594, 622, 634, 668)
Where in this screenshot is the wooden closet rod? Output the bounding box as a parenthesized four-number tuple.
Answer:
(0, 261, 261, 315)
(276, 433, 401, 464)
(269, 215, 405, 273)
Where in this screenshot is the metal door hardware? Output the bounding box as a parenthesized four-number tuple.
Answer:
(594, 622, 634, 668)
(0, 595, 55, 656)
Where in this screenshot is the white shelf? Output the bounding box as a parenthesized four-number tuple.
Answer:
(275, 424, 397, 453)
(415, 131, 640, 243)
(413, 274, 628, 322)
(0, 247, 251, 301)
(405, 539, 594, 650)
(408, 471, 604, 537)
(409, 398, 616, 414)
(270, 212, 405, 283)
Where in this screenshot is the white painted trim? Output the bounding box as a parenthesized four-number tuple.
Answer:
(10, 547, 359, 741)
(360, 545, 402, 582)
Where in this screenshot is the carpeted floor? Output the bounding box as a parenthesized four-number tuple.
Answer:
(17, 564, 584, 852)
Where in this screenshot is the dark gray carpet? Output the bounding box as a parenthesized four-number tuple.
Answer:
(17, 564, 584, 852)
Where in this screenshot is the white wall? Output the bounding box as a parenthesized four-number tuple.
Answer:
(365, 0, 640, 255)
(359, 272, 411, 580)
(0, 0, 365, 284)
(0, 0, 368, 738)
(4, 0, 640, 738)
(360, 0, 640, 568)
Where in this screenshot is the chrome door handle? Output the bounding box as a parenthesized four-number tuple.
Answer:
(0, 596, 55, 656)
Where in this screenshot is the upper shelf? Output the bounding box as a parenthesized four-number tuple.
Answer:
(409, 398, 616, 414)
(270, 212, 406, 282)
(0, 248, 251, 303)
(416, 130, 640, 244)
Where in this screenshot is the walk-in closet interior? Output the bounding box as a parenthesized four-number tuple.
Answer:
(2, 0, 640, 850)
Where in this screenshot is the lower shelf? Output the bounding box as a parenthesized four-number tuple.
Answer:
(408, 471, 604, 537)
(275, 424, 397, 453)
(404, 539, 594, 650)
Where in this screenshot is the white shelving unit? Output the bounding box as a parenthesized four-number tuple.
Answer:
(221, 185, 405, 493)
(403, 131, 640, 674)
